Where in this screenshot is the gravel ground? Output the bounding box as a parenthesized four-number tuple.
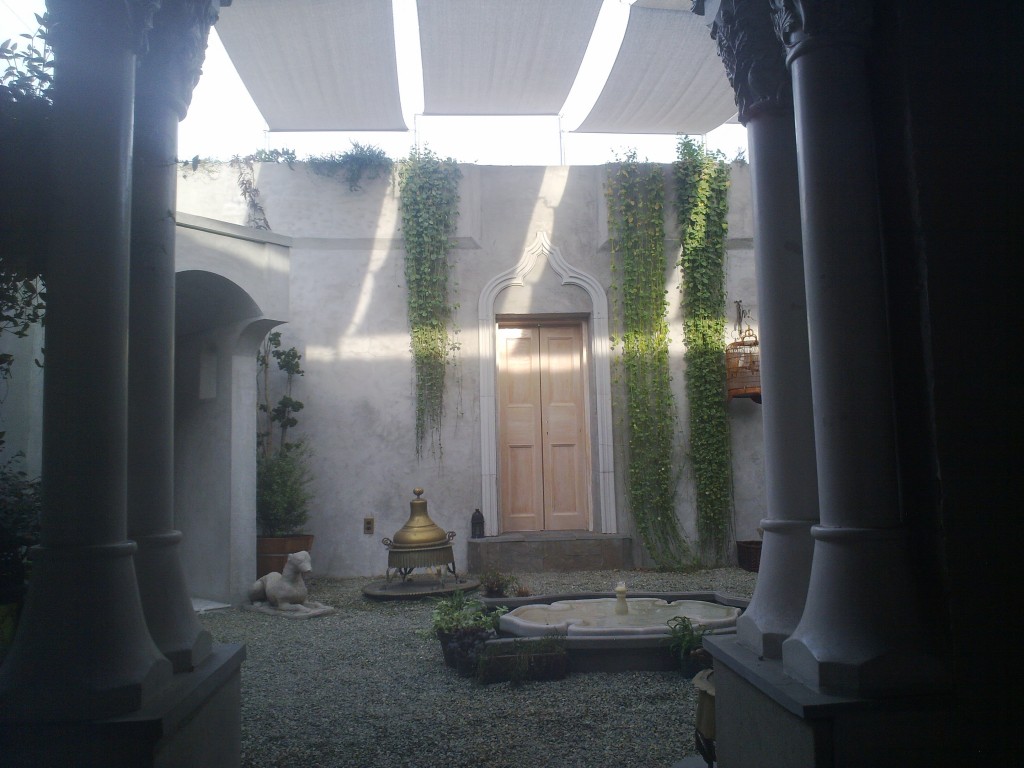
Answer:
(199, 568, 757, 768)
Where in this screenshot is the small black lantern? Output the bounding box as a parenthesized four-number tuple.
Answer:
(471, 509, 484, 539)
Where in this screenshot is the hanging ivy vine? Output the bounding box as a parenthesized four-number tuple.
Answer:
(676, 137, 732, 564)
(307, 142, 393, 191)
(397, 147, 461, 458)
(606, 152, 688, 568)
(227, 148, 296, 229)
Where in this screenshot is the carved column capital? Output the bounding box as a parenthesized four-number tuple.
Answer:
(770, 0, 873, 60)
(711, 0, 792, 124)
(138, 0, 224, 119)
(46, 0, 162, 53)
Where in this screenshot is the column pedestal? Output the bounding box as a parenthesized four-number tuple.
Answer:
(707, 635, 957, 768)
(0, 644, 244, 767)
(782, 526, 947, 695)
(0, 543, 171, 721)
(737, 519, 814, 658)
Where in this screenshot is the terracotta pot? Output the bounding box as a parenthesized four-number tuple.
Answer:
(256, 534, 315, 579)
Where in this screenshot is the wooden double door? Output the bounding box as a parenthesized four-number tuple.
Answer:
(497, 323, 592, 532)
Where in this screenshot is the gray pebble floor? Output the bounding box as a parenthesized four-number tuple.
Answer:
(199, 568, 757, 768)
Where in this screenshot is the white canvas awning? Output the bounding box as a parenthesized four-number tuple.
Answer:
(417, 0, 603, 116)
(215, 0, 407, 131)
(214, 0, 736, 135)
(575, 5, 737, 134)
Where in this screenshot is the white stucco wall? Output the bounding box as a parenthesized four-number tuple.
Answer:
(175, 160, 764, 578)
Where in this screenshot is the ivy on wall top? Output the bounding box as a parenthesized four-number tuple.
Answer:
(397, 147, 461, 459)
(307, 142, 393, 191)
(606, 152, 689, 568)
(676, 137, 732, 564)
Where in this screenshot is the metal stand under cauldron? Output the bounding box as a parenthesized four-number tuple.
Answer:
(362, 489, 479, 600)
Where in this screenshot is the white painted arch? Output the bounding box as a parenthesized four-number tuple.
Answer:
(478, 231, 616, 536)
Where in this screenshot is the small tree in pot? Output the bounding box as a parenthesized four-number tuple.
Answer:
(256, 332, 314, 577)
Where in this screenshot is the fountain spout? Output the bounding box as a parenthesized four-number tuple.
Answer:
(614, 581, 629, 615)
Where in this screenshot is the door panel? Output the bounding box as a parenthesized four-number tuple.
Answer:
(498, 323, 591, 532)
(540, 326, 590, 530)
(498, 329, 544, 531)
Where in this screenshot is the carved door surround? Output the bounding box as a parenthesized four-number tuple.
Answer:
(478, 231, 616, 536)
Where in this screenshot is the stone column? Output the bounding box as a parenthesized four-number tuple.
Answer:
(771, 0, 945, 695)
(710, 0, 819, 660)
(0, 0, 172, 720)
(129, 1, 222, 673)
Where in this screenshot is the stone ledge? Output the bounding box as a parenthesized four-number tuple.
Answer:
(0, 643, 245, 768)
(704, 634, 953, 720)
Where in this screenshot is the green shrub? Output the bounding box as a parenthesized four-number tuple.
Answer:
(256, 443, 312, 536)
(0, 456, 41, 557)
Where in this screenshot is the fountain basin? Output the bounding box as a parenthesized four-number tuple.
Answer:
(484, 591, 748, 673)
(500, 597, 741, 638)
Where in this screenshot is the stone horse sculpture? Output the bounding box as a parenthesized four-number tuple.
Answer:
(247, 550, 335, 618)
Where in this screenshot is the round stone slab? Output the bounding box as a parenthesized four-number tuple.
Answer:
(362, 575, 480, 601)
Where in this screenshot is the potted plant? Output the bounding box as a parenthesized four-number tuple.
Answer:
(256, 331, 314, 578)
(430, 591, 505, 677)
(667, 616, 712, 677)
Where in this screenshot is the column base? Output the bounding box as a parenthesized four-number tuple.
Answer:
(707, 635, 957, 768)
(0, 542, 172, 721)
(736, 519, 815, 658)
(782, 525, 949, 696)
(135, 531, 212, 672)
(0, 643, 244, 768)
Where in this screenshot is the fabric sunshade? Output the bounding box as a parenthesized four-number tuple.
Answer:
(215, 0, 407, 131)
(574, 6, 736, 134)
(416, 0, 603, 116)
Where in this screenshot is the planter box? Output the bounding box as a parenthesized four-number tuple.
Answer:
(477, 650, 568, 684)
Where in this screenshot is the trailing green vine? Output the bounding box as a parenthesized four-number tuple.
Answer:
(397, 147, 461, 458)
(675, 137, 732, 564)
(308, 142, 393, 191)
(228, 148, 296, 229)
(606, 152, 688, 568)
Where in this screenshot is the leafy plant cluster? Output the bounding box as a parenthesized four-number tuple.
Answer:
(397, 147, 461, 458)
(1, 16, 51, 106)
(479, 569, 520, 598)
(1, 16, 49, 450)
(308, 142, 393, 191)
(0, 275, 44, 391)
(0, 455, 41, 567)
(606, 152, 688, 568)
(430, 590, 504, 636)
(667, 614, 712, 674)
(256, 331, 312, 536)
(676, 137, 732, 563)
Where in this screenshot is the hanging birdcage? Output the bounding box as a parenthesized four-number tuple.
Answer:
(726, 327, 761, 403)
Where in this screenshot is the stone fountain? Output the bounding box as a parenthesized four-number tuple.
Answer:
(487, 583, 746, 672)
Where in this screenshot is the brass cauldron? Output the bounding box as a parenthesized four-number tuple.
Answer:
(381, 489, 456, 582)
